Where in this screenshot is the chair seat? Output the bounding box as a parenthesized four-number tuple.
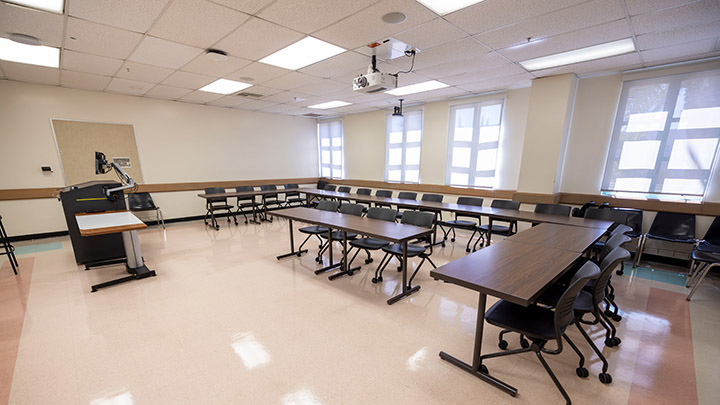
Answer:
(442, 219, 476, 228)
(697, 241, 720, 253)
(208, 204, 232, 210)
(287, 197, 305, 203)
(237, 201, 256, 208)
(381, 243, 426, 257)
(320, 231, 358, 240)
(485, 300, 556, 341)
(477, 224, 512, 235)
(692, 248, 720, 263)
(646, 234, 695, 243)
(350, 237, 389, 250)
(299, 225, 328, 235)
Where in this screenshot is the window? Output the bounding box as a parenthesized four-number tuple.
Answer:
(602, 70, 720, 199)
(385, 110, 423, 183)
(318, 120, 343, 179)
(445, 99, 504, 188)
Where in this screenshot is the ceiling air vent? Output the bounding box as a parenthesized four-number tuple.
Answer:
(302, 113, 324, 118)
(236, 92, 264, 98)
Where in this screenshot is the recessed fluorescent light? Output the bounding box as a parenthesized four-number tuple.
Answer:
(519, 38, 636, 71)
(199, 78, 252, 94)
(5, 0, 64, 13)
(259, 36, 345, 70)
(308, 100, 352, 109)
(0, 37, 59, 68)
(385, 80, 449, 96)
(416, 0, 485, 15)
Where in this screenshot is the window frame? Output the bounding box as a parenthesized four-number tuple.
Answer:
(384, 109, 423, 184)
(318, 119, 344, 179)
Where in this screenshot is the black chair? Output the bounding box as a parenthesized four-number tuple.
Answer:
(686, 216, 720, 300)
(474, 200, 521, 250)
(317, 203, 364, 262)
(571, 201, 596, 217)
(587, 207, 642, 275)
(395, 191, 418, 220)
(373, 211, 436, 286)
(284, 184, 305, 207)
(204, 187, 237, 230)
(324, 185, 337, 191)
(374, 190, 393, 208)
(260, 185, 285, 220)
(1, 215, 18, 275)
(297, 201, 340, 261)
(235, 186, 257, 224)
(481, 261, 600, 404)
(439, 197, 484, 252)
(355, 188, 372, 210)
(337, 186, 351, 193)
(635, 211, 696, 268)
(128, 192, 165, 229)
(316, 180, 328, 190)
(534, 203, 572, 217)
(584, 208, 632, 258)
(345, 208, 397, 274)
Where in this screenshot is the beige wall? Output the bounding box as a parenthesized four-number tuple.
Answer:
(0, 79, 318, 235)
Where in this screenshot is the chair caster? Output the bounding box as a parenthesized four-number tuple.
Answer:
(443, 236, 448, 240)
(576, 367, 589, 378)
(465, 249, 471, 253)
(315, 257, 322, 263)
(372, 277, 381, 283)
(442, 243, 446, 247)
(498, 340, 508, 350)
(397, 266, 402, 272)
(365, 258, 373, 264)
(296, 252, 302, 257)
(479, 364, 488, 374)
(604, 337, 621, 347)
(599, 373, 613, 384)
(244, 221, 249, 224)
(215, 226, 220, 231)
(612, 314, 622, 322)
(616, 269, 624, 275)
(520, 338, 529, 349)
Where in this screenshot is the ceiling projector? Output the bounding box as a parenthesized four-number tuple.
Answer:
(353, 71, 398, 93)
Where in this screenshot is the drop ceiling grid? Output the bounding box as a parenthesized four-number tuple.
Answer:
(0, 0, 717, 116)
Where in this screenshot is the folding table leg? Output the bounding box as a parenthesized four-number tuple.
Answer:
(277, 219, 308, 259)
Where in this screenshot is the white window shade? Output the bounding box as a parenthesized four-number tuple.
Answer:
(318, 120, 344, 179)
(385, 110, 423, 183)
(602, 69, 720, 197)
(445, 99, 505, 188)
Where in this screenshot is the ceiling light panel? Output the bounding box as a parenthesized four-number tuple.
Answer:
(0, 37, 59, 67)
(5, 0, 64, 13)
(260, 36, 345, 70)
(519, 38, 636, 71)
(308, 100, 352, 109)
(416, 0, 485, 16)
(385, 80, 449, 96)
(199, 78, 253, 94)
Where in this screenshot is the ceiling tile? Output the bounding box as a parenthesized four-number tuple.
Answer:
(444, 0, 586, 35)
(179, 90, 225, 103)
(65, 17, 144, 59)
(258, 0, 377, 34)
(532, 52, 643, 77)
(392, 18, 468, 51)
(106, 77, 155, 95)
(625, 0, 700, 16)
(68, 0, 171, 33)
(206, 95, 252, 107)
(409, 38, 491, 70)
(457, 72, 533, 93)
(115, 61, 174, 83)
(149, 0, 251, 48)
(298, 51, 371, 78)
(236, 100, 276, 110)
(283, 107, 319, 116)
(497, 19, 633, 62)
(181, 53, 251, 77)
(129, 36, 203, 69)
(415, 53, 510, 79)
(261, 91, 312, 103)
(260, 103, 303, 113)
(292, 79, 348, 96)
(441, 64, 529, 86)
(61, 50, 123, 76)
(476, 2, 626, 51)
(161, 70, 216, 89)
(60, 70, 111, 91)
(144, 84, 193, 99)
(240, 85, 283, 97)
(224, 62, 290, 83)
(403, 86, 469, 102)
(0, 61, 59, 85)
(259, 71, 324, 91)
(631, 0, 720, 35)
(209, 0, 276, 15)
(0, 2, 64, 47)
(636, 20, 720, 51)
(314, 0, 437, 49)
(214, 17, 305, 61)
(640, 39, 716, 63)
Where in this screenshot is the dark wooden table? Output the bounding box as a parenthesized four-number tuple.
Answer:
(506, 223, 607, 253)
(271, 207, 432, 305)
(197, 189, 295, 226)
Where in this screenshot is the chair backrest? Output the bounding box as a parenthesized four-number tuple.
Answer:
(357, 188, 371, 195)
(205, 187, 227, 204)
(261, 184, 277, 191)
(648, 211, 695, 240)
(401, 210, 435, 228)
(337, 186, 351, 193)
(421, 193, 443, 202)
(554, 261, 600, 335)
(593, 248, 631, 306)
(324, 185, 337, 191)
(317, 180, 328, 190)
(338, 203, 364, 216)
(599, 233, 631, 261)
(584, 207, 628, 224)
(397, 192, 417, 200)
(128, 192, 156, 210)
(284, 183, 299, 189)
(490, 200, 520, 210)
(703, 216, 720, 245)
(610, 224, 633, 237)
(534, 203, 571, 217)
(367, 207, 398, 222)
(376, 190, 392, 198)
(284, 183, 299, 196)
(235, 185, 255, 202)
(457, 197, 484, 206)
(316, 200, 339, 212)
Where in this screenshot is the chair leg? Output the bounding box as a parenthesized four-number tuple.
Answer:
(563, 334, 588, 377)
(535, 350, 572, 405)
(297, 234, 314, 251)
(347, 247, 362, 268)
(575, 322, 612, 382)
(372, 253, 391, 283)
(597, 309, 620, 344)
(687, 263, 719, 301)
(157, 209, 165, 229)
(633, 235, 646, 268)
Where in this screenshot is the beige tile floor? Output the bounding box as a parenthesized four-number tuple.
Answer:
(2, 217, 719, 405)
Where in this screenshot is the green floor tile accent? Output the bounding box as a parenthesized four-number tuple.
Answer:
(14, 242, 63, 255)
(630, 266, 687, 286)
